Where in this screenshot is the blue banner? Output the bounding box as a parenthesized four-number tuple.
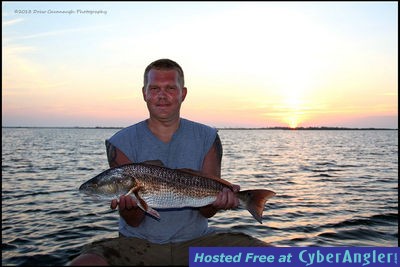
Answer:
(189, 247, 399, 267)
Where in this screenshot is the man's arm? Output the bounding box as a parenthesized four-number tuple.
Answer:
(105, 140, 145, 226)
(199, 134, 239, 218)
(105, 140, 132, 168)
(199, 133, 222, 178)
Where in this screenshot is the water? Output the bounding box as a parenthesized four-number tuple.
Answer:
(2, 127, 398, 266)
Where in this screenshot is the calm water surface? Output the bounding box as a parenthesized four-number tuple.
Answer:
(2, 128, 398, 266)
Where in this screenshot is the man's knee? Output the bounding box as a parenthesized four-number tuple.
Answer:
(68, 253, 109, 266)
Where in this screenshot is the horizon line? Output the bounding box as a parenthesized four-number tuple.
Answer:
(2, 126, 398, 130)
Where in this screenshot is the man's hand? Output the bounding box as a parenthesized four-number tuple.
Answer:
(110, 195, 145, 227)
(211, 184, 240, 210)
(199, 184, 240, 218)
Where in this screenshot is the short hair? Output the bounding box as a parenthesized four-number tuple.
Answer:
(143, 59, 185, 88)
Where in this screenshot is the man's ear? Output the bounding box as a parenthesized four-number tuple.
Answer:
(181, 87, 187, 102)
(142, 87, 147, 101)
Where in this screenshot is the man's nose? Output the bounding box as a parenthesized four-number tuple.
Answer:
(157, 88, 168, 98)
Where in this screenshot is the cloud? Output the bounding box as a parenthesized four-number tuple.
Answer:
(2, 44, 36, 56)
(9, 25, 108, 41)
(2, 18, 24, 26)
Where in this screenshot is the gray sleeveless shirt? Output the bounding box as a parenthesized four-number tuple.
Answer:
(106, 118, 217, 243)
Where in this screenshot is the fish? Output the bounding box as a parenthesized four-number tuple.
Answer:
(79, 160, 276, 223)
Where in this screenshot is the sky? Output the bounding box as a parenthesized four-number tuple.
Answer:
(2, 1, 398, 128)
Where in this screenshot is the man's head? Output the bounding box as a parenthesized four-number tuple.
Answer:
(143, 59, 184, 89)
(142, 59, 187, 122)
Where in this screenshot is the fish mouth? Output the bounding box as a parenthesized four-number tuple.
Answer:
(78, 184, 86, 191)
(79, 183, 111, 200)
(79, 180, 119, 196)
(79, 181, 97, 192)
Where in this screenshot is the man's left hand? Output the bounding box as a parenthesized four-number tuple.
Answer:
(212, 185, 240, 210)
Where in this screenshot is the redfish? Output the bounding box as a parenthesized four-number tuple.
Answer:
(79, 161, 276, 223)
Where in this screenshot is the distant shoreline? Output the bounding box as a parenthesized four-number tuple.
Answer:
(2, 126, 398, 130)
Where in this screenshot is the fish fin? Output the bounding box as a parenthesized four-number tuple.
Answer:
(123, 185, 161, 219)
(135, 194, 160, 219)
(129, 188, 161, 220)
(142, 205, 160, 220)
(141, 160, 165, 167)
(177, 168, 234, 190)
(237, 189, 276, 224)
(124, 185, 143, 196)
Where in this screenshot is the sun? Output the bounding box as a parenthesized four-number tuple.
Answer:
(281, 96, 304, 128)
(272, 46, 319, 129)
(287, 116, 299, 129)
(283, 112, 302, 128)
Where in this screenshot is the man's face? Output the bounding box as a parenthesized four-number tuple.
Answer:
(143, 69, 187, 121)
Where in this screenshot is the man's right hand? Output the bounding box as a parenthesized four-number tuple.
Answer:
(110, 195, 145, 227)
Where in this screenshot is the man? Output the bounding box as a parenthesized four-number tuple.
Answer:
(69, 59, 268, 266)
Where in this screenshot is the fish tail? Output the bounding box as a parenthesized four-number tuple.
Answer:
(237, 189, 276, 224)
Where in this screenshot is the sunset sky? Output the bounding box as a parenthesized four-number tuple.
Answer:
(2, 2, 398, 128)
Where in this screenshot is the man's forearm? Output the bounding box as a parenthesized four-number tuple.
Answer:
(120, 209, 146, 227)
(199, 205, 218, 218)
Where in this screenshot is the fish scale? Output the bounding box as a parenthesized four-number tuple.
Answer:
(134, 169, 219, 207)
(79, 161, 276, 223)
(125, 164, 224, 200)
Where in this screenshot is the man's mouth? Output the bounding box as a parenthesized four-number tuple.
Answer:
(156, 103, 170, 107)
